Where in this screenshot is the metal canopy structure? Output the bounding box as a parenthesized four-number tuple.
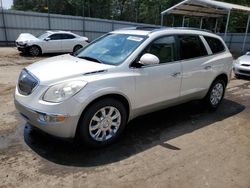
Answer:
(161, 0, 250, 52)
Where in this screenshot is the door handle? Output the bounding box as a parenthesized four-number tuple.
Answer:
(171, 72, 181, 77)
(204, 66, 212, 70)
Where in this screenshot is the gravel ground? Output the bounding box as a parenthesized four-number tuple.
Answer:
(0, 47, 250, 188)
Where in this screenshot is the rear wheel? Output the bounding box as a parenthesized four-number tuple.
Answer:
(204, 79, 226, 110)
(73, 45, 82, 53)
(77, 98, 127, 147)
(29, 46, 40, 56)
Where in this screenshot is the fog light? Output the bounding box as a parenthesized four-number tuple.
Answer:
(38, 113, 66, 123)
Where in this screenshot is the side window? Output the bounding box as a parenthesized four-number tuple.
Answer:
(145, 36, 176, 63)
(178, 35, 208, 60)
(204, 36, 225, 54)
(49, 34, 63, 40)
(62, 34, 75, 40)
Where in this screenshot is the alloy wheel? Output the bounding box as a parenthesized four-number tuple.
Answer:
(29, 46, 40, 56)
(89, 106, 121, 142)
(210, 82, 224, 106)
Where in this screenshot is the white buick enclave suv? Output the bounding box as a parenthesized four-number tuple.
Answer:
(15, 27, 233, 147)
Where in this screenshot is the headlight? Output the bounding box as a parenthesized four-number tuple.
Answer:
(18, 41, 27, 45)
(43, 80, 87, 103)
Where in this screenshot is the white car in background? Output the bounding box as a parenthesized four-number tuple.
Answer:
(233, 52, 250, 78)
(16, 31, 89, 56)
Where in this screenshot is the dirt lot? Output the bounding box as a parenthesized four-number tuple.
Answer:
(0, 47, 250, 188)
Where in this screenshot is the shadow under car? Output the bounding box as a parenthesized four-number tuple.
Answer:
(24, 99, 245, 167)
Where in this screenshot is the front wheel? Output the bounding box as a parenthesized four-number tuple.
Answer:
(77, 98, 127, 147)
(204, 79, 226, 110)
(29, 46, 40, 56)
(235, 74, 241, 79)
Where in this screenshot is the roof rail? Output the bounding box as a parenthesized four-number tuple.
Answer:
(116, 26, 213, 34)
(118, 26, 165, 31)
(173, 27, 213, 33)
(134, 26, 163, 30)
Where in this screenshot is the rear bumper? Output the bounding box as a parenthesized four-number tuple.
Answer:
(14, 99, 79, 138)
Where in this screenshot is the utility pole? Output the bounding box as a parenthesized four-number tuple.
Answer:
(82, 0, 85, 35)
(47, 0, 51, 30)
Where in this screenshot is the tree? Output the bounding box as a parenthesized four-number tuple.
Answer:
(11, 0, 250, 29)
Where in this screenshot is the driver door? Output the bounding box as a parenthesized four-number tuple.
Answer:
(44, 33, 63, 53)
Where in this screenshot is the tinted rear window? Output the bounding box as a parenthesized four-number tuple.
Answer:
(204, 36, 225, 54)
(49, 34, 63, 40)
(62, 34, 75, 39)
(178, 35, 207, 60)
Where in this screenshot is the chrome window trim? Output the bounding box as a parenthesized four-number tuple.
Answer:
(130, 33, 225, 69)
(203, 35, 227, 55)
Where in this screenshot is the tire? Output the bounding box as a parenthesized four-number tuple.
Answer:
(235, 74, 241, 79)
(29, 46, 40, 56)
(204, 79, 226, 110)
(73, 45, 82, 53)
(77, 98, 127, 147)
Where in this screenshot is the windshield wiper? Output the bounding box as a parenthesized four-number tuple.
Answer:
(78, 56, 103, 64)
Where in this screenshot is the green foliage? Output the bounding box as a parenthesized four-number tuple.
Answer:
(12, 0, 250, 31)
(220, 0, 250, 32)
(11, 0, 182, 24)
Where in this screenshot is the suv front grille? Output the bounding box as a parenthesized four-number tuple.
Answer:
(18, 69, 39, 95)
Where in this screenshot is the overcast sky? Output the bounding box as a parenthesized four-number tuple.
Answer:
(1, 0, 13, 9)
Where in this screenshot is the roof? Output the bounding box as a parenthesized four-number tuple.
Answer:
(46, 30, 74, 34)
(161, 0, 250, 18)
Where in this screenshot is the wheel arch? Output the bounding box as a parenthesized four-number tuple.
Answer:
(204, 73, 228, 109)
(213, 73, 229, 87)
(73, 44, 83, 52)
(29, 44, 42, 54)
(75, 93, 131, 137)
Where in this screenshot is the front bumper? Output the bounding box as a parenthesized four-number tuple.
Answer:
(233, 64, 250, 77)
(16, 43, 29, 53)
(15, 99, 79, 138)
(17, 47, 28, 53)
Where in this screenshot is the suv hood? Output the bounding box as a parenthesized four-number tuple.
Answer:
(16, 33, 39, 42)
(26, 54, 114, 84)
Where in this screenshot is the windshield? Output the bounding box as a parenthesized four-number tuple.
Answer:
(75, 34, 146, 65)
(36, 32, 50, 40)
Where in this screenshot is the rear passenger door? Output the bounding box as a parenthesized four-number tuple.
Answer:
(60, 34, 76, 52)
(177, 35, 213, 98)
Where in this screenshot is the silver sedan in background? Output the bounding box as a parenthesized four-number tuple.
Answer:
(233, 52, 250, 78)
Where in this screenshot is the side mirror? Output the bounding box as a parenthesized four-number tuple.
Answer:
(246, 52, 250, 55)
(139, 53, 159, 66)
(44, 37, 51, 41)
